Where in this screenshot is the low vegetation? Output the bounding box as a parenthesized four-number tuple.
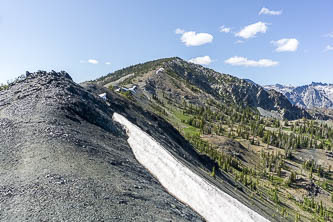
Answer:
(104, 57, 333, 221)
(0, 84, 8, 91)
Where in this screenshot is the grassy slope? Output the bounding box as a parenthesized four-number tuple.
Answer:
(96, 58, 333, 221)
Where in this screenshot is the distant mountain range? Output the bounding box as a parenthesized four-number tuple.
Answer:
(264, 82, 333, 109)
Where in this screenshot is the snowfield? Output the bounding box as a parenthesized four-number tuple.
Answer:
(113, 112, 269, 222)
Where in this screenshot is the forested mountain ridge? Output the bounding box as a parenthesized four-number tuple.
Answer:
(96, 57, 309, 120)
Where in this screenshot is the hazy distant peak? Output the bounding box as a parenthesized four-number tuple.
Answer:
(264, 82, 333, 109)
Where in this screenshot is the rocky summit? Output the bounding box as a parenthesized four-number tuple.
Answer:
(0, 71, 204, 221)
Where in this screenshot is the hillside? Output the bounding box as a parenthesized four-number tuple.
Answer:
(96, 57, 309, 120)
(93, 58, 333, 221)
(2, 65, 333, 221)
(0, 71, 280, 221)
(0, 71, 203, 221)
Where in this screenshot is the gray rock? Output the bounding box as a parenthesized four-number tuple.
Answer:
(0, 71, 203, 222)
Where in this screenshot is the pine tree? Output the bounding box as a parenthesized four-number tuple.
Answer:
(273, 189, 279, 204)
(211, 166, 216, 178)
(295, 212, 300, 222)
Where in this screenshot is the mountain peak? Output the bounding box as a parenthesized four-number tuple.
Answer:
(311, 81, 327, 86)
(264, 81, 333, 109)
(0, 69, 208, 221)
(7, 70, 72, 88)
(95, 57, 309, 120)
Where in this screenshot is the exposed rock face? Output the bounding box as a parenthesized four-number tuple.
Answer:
(98, 57, 309, 120)
(265, 82, 333, 109)
(0, 71, 203, 221)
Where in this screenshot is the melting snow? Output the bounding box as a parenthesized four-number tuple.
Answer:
(156, 68, 165, 74)
(98, 93, 107, 100)
(112, 112, 269, 222)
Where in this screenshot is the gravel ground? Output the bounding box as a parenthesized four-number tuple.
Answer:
(0, 72, 203, 222)
(0, 71, 279, 222)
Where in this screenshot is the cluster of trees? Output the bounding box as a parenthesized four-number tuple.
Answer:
(0, 84, 8, 91)
(176, 98, 333, 152)
(302, 159, 327, 179)
(260, 151, 285, 177)
(292, 120, 333, 140)
(301, 197, 332, 221)
(235, 169, 258, 191)
(151, 87, 333, 220)
(186, 133, 261, 193)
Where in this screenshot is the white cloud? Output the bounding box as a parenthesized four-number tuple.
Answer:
(105, 62, 111, 65)
(188, 56, 212, 65)
(225, 56, 278, 67)
(324, 45, 333, 52)
(235, 22, 268, 39)
(219, 25, 231, 33)
(259, 7, 282, 15)
(80, 59, 99, 64)
(271, 38, 299, 52)
(175, 28, 185, 34)
(88, 59, 99, 64)
(176, 30, 213, 46)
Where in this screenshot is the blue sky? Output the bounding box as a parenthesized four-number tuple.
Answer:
(0, 0, 332, 86)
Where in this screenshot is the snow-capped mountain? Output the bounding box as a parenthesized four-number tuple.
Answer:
(264, 82, 333, 109)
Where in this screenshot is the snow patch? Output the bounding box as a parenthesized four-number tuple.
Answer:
(98, 93, 107, 100)
(156, 68, 165, 74)
(112, 112, 269, 222)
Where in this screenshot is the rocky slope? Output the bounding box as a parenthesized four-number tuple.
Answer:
(0, 71, 204, 221)
(265, 82, 333, 109)
(97, 57, 309, 120)
(0, 71, 279, 221)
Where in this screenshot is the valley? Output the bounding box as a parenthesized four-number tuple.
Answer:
(96, 57, 333, 221)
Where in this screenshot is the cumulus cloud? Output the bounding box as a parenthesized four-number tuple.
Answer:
(81, 59, 99, 64)
(88, 59, 99, 64)
(235, 22, 268, 39)
(219, 25, 231, 33)
(271, 38, 299, 52)
(324, 45, 333, 52)
(259, 7, 282, 15)
(225, 56, 278, 67)
(188, 56, 212, 65)
(175, 28, 185, 34)
(175, 29, 213, 46)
